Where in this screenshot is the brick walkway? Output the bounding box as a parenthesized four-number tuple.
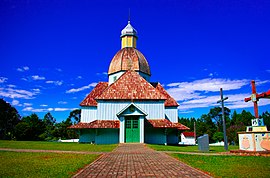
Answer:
(73, 144, 211, 178)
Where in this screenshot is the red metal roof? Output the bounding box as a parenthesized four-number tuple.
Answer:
(97, 70, 167, 100)
(80, 82, 108, 106)
(152, 83, 179, 107)
(182, 132, 195, 137)
(69, 120, 120, 129)
(147, 119, 190, 130)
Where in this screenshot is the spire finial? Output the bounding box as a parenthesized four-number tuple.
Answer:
(128, 8, 131, 23)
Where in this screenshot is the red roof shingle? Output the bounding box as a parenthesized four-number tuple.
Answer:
(97, 70, 167, 100)
(182, 132, 195, 137)
(147, 119, 190, 130)
(80, 82, 108, 106)
(69, 120, 120, 129)
(152, 83, 179, 107)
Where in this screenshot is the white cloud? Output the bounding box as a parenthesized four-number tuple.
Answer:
(66, 82, 97, 93)
(58, 101, 68, 104)
(32, 88, 41, 93)
(177, 92, 270, 111)
(0, 77, 8, 83)
(76, 76, 82, 79)
(32, 75, 45, 80)
(22, 106, 77, 112)
(54, 108, 77, 111)
(12, 99, 21, 106)
(256, 80, 270, 86)
(22, 107, 49, 112)
(168, 78, 250, 93)
(7, 84, 16, 88)
(46, 80, 63, 86)
(166, 78, 270, 112)
(21, 78, 28, 81)
(56, 68, 62, 72)
(96, 72, 108, 76)
(17, 66, 29, 72)
(0, 87, 39, 99)
(179, 110, 194, 114)
(23, 103, 32, 107)
(40, 104, 48, 107)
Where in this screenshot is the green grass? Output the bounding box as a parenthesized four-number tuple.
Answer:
(0, 151, 99, 178)
(172, 154, 270, 178)
(147, 144, 239, 153)
(0, 140, 117, 152)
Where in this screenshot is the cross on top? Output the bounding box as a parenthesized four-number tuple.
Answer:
(244, 80, 270, 118)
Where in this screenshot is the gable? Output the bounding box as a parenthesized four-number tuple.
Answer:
(80, 82, 108, 106)
(97, 70, 166, 100)
(152, 82, 179, 107)
(117, 103, 147, 117)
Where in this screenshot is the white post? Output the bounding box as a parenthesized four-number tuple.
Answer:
(140, 116, 144, 143)
(119, 117, 125, 143)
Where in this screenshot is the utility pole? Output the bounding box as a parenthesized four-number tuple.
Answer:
(194, 121, 196, 144)
(217, 88, 229, 151)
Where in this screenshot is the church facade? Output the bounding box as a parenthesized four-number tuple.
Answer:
(70, 21, 189, 144)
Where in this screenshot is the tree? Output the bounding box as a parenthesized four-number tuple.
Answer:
(227, 122, 245, 144)
(208, 107, 230, 132)
(53, 118, 78, 139)
(261, 111, 270, 130)
(0, 99, 20, 139)
(239, 110, 253, 126)
(213, 132, 224, 142)
(14, 114, 45, 141)
(68, 109, 81, 124)
(196, 114, 217, 143)
(40, 112, 56, 140)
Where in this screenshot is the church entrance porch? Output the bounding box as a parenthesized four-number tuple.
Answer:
(125, 116, 140, 143)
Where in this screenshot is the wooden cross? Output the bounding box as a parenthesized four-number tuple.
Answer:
(244, 80, 270, 118)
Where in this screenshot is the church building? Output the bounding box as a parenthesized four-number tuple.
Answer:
(70, 21, 189, 144)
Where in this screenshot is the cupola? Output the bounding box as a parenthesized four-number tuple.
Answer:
(121, 21, 137, 48)
(108, 21, 151, 85)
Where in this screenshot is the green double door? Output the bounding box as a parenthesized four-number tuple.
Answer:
(125, 117, 140, 143)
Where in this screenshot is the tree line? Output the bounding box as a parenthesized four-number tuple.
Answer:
(179, 107, 270, 144)
(0, 99, 80, 141)
(1, 98, 269, 143)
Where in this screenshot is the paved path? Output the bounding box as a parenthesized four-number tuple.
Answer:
(73, 144, 211, 178)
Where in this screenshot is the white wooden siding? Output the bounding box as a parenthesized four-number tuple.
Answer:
(109, 71, 150, 85)
(81, 107, 97, 123)
(97, 101, 165, 120)
(165, 107, 178, 123)
(108, 71, 124, 85)
(181, 134, 196, 145)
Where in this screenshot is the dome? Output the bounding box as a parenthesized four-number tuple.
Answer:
(121, 21, 137, 37)
(108, 47, 151, 76)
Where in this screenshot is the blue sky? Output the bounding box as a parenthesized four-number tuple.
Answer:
(1, 0, 269, 122)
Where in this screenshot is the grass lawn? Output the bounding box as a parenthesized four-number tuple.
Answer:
(0, 140, 117, 152)
(147, 144, 239, 153)
(172, 154, 270, 178)
(0, 151, 99, 178)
